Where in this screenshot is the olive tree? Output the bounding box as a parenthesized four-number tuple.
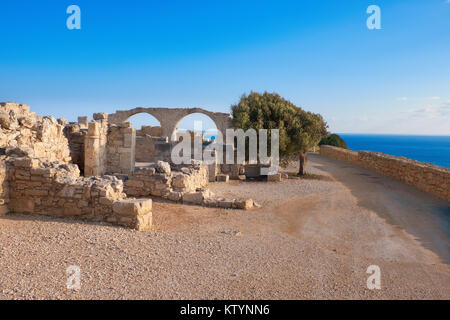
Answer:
(231, 91, 327, 175)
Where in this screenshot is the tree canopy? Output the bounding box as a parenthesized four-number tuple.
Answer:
(319, 134, 348, 149)
(231, 91, 328, 174)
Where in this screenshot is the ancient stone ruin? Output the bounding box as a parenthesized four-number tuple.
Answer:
(0, 102, 256, 230)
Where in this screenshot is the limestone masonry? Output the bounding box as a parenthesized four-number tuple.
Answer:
(3, 101, 444, 230)
(320, 145, 450, 202)
(0, 102, 255, 230)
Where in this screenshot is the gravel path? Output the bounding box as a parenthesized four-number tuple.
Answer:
(0, 153, 449, 299)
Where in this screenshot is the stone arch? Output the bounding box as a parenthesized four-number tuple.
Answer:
(167, 108, 230, 142)
(108, 107, 232, 143)
(108, 107, 166, 129)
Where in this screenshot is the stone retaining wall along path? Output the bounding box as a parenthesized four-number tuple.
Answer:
(319, 145, 450, 202)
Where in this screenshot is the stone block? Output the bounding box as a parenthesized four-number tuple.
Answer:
(78, 116, 89, 128)
(156, 161, 171, 175)
(10, 198, 34, 213)
(0, 113, 14, 129)
(123, 133, 134, 148)
(136, 212, 152, 231)
(208, 163, 219, 182)
(24, 189, 48, 196)
(203, 198, 218, 207)
(125, 179, 144, 188)
(119, 152, 134, 173)
(99, 197, 115, 205)
(267, 173, 282, 182)
(93, 113, 108, 121)
(63, 205, 82, 216)
(87, 121, 100, 136)
(113, 199, 152, 216)
(168, 191, 182, 202)
(234, 198, 253, 210)
(172, 173, 190, 189)
(18, 116, 34, 128)
(217, 174, 229, 182)
(218, 199, 234, 209)
(13, 157, 40, 169)
(0, 205, 8, 216)
(182, 191, 207, 205)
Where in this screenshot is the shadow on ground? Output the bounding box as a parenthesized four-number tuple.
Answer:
(308, 153, 450, 264)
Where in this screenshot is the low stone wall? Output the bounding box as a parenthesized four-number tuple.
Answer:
(320, 145, 450, 202)
(124, 161, 254, 209)
(6, 157, 152, 230)
(0, 157, 9, 215)
(125, 166, 172, 198)
(358, 151, 449, 202)
(319, 145, 360, 164)
(124, 161, 208, 199)
(171, 163, 209, 192)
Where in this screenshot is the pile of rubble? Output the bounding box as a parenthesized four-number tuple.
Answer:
(0, 102, 71, 162)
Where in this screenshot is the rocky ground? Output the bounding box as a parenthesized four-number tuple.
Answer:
(0, 153, 449, 299)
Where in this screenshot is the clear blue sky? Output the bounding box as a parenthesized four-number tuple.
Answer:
(1, 0, 449, 134)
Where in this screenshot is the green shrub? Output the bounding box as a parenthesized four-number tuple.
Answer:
(319, 134, 348, 149)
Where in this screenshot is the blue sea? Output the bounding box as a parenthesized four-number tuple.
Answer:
(338, 134, 450, 168)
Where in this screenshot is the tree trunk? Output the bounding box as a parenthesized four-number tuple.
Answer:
(298, 152, 307, 176)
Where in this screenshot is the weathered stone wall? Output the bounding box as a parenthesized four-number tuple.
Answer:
(0, 157, 9, 216)
(64, 123, 87, 173)
(137, 125, 162, 137)
(0, 102, 71, 163)
(135, 135, 158, 162)
(123, 160, 254, 209)
(319, 145, 360, 164)
(124, 161, 208, 199)
(124, 166, 172, 198)
(106, 123, 136, 175)
(6, 157, 152, 230)
(320, 145, 450, 202)
(358, 151, 449, 202)
(134, 126, 165, 162)
(154, 141, 175, 163)
(171, 162, 209, 193)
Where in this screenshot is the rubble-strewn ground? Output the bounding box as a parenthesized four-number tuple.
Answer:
(0, 153, 449, 299)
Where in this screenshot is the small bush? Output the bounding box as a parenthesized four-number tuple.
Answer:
(319, 134, 348, 149)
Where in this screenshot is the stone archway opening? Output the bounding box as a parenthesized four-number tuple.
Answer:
(126, 113, 164, 166)
(108, 107, 233, 144)
(174, 113, 219, 144)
